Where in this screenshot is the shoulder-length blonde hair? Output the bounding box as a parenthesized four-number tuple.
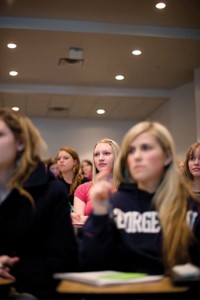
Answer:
(115, 121, 193, 272)
(183, 142, 200, 182)
(0, 108, 47, 202)
(92, 138, 120, 187)
(57, 146, 84, 195)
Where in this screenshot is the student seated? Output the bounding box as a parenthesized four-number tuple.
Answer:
(71, 138, 120, 224)
(183, 142, 200, 200)
(0, 108, 78, 300)
(56, 146, 89, 206)
(80, 159, 93, 180)
(78, 121, 200, 274)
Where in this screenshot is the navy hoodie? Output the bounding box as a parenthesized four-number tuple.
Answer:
(78, 183, 200, 275)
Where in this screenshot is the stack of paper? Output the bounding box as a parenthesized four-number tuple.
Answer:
(54, 271, 163, 286)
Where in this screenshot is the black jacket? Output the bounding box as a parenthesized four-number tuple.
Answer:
(59, 176, 89, 206)
(0, 163, 78, 299)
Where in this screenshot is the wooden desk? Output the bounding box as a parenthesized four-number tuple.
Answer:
(0, 278, 14, 286)
(0, 278, 14, 297)
(56, 277, 190, 299)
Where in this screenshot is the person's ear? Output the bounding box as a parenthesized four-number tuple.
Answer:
(164, 154, 172, 167)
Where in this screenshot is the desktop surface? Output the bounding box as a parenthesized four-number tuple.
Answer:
(56, 276, 188, 294)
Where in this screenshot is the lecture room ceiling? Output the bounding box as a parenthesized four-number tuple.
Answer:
(0, 0, 200, 121)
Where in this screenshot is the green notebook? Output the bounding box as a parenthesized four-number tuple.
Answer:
(99, 272, 147, 280)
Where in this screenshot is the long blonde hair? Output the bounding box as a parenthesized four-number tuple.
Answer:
(0, 108, 47, 202)
(182, 142, 200, 202)
(115, 121, 192, 271)
(183, 142, 200, 183)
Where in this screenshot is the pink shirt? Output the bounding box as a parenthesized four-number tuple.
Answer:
(74, 181, 93, 216)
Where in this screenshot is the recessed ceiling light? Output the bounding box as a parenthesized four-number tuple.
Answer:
(97, 109, 105, 115)
(7, 43, 17, 49)
(155, 2, 166, 9)
(132, 50, 142, 56)
(12, 107, 19, 111)
(115, 75, 124, 80)
(9, 71, 18, 76)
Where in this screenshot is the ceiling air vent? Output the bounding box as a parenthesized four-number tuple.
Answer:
(58, 47, 84, 66)
(48, 107, 69, 118)
(49, 107, 68, 112)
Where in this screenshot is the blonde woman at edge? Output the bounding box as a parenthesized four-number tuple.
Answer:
(183, 142, 200, 202)
(71, 138, 120, 225)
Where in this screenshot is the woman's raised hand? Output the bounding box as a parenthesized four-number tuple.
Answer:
(90, 171, 113, 215)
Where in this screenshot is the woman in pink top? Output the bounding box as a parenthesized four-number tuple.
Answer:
(71, 138, 120, 224)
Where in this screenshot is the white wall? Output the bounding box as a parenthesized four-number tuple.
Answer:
(31, 78, 199, 161)
(148, 82, 196, 159)
(31, 118, 135, 160)
(195, 67, 200, 140)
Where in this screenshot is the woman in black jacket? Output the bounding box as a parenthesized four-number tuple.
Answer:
(0, 108, 78, 299)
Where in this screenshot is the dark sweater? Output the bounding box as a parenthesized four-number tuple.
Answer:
(59, 176, 89, 205)
(0, 163, 78, 299)
(78, 183, 200, 275)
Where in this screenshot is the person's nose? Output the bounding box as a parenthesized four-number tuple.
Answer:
(133, 149, 142, 160)
(99, 153, 105, 160)
(194, 158, 200, 164)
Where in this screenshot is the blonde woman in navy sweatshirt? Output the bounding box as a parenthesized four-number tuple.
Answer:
(78, 121, 200, 274)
